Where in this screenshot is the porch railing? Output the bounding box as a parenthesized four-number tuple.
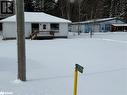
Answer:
(30, 30, 59, 39)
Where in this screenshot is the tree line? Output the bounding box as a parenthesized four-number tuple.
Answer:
(22, 0, 127, 22)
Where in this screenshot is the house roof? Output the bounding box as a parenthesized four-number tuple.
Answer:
(112, 24, 127, 26)
(72, 17, 117, 24)
(0, 12, 71, 23)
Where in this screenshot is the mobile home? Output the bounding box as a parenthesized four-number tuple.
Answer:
(71, 18, 126, 33)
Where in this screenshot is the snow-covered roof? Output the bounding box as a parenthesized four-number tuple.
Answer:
(112, 24, 127, 26)
(72, 17, 117, 24)
(0, 12, 71, 23)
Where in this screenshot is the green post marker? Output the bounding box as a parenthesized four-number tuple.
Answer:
(73, 64, 84, 95)
(76, 64, 84, 73)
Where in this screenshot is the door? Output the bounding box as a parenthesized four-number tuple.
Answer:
(31, 23, 39, 32)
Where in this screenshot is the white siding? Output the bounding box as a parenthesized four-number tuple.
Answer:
(2, 22, 68, 39)
(54, 23, 68, 37)
(3, 22, 31, 39)
(71, 24, 80, 32)
(81, 25, 84, 32)
(25, 22, 31, 37)
(3, 22, 16, 39)
(91, 24, 100, 32)
(39, 23, 68, 37)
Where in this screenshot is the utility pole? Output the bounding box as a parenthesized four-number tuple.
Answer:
(16, 0, 26, 81)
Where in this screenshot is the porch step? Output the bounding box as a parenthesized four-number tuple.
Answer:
(30, 31, 54, 40)
(33, 36, 54, 40)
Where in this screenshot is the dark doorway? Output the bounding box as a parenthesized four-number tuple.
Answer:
(31, 23, 39, 32)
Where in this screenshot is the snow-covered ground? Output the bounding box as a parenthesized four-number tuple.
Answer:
(0, 32, 127, 95)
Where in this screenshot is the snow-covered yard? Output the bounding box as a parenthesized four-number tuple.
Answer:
(0, 32, 127, 95)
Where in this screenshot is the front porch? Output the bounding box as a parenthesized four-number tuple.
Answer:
(30, 30, 59, 40)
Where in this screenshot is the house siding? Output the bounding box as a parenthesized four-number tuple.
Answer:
(71, 18, 126, 33)
(2, 22, 68, 39)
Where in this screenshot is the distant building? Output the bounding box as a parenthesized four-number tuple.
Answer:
(0, 12, 71, 39)
(111, 24, 127, 32)
(71, 18, 127, 33)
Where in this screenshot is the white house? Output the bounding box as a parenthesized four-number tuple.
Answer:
(0, 12, 71, 39)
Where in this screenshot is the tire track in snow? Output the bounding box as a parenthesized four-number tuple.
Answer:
(102, 39, 127, 44)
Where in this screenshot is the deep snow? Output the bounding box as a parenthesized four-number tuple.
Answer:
(0, 32, 127, 95)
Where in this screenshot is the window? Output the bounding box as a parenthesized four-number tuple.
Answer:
(0, 23, 2, 31)
(43, 24, 46, 29)
(50, 23, 59, 30)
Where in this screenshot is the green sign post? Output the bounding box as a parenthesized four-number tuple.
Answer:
(73, 64, 84, 95)
(75, 64, 84, 73)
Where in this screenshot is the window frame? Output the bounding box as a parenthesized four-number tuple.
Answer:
(50, 23, 59, 32)
(43, 24, 47, 30)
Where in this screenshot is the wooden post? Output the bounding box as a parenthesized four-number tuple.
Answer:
(73, 64, 84, 95)
(74, 67, 78, 95)
(16, 0, 26, 81)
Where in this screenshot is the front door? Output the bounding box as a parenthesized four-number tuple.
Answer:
(31, 23, 39, 33)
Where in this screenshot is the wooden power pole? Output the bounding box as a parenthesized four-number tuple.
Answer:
(16, 0, 26, 81)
